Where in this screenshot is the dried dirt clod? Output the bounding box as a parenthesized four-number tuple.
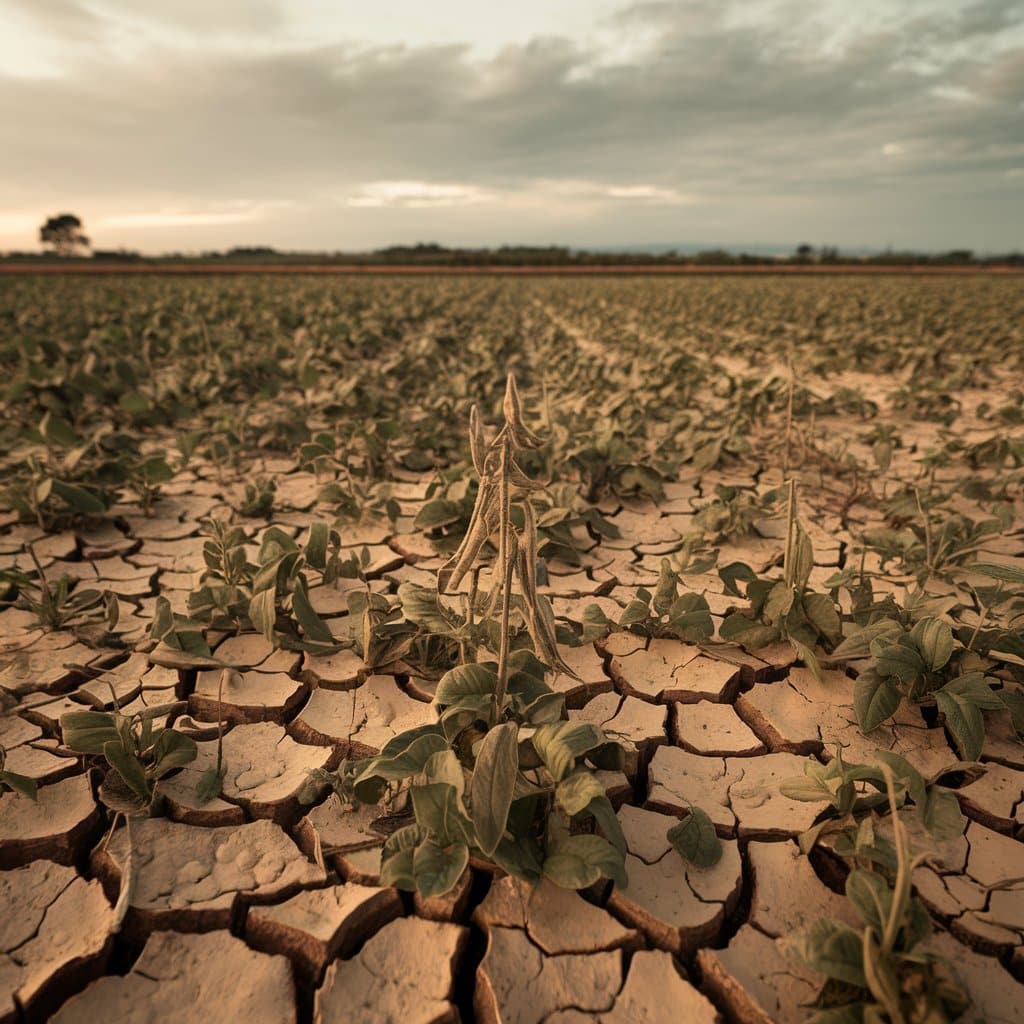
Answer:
(550, 643, 615, 708)
(646, 746, 739, 833)
(728, 752, 832, 839)
(608, 638, 699, 701)
(316, 916, 467, 1024)
(213, 633, 302, 673)
(571, 692, 666, 777)
(945, 822, 1024, 956)
(545, 949, 721, 1024)
(747, 840, 855, 937)
(162, 722, 333, 823)
(956, 761, 1024, 834)
(294, 795, 389, 867)
(672, 700, 766, 756)
(190, 669, 308, 725)
(608, 805, 741, 955)
(246, 883, 402, 981)
(1, 861, 114, 1023)
(289, 675, 435, 757)
(473, 876, 642, 954)
(697, 924, 819, 1024)
(474, 925, 621, 1024)
(925, 930, 1024, 1023)
(0, 773, 100, 870)
(91, 817, 325, 937)
(299, 648, 365, 689)
(50, 928, 296, 1024)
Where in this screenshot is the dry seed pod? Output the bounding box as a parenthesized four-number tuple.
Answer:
(468, 404, 487, 476)
(437, 475, 501, 594)
(503, 374, 543, 450)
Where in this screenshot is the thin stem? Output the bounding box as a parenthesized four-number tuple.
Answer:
(966, 581, 1000, 652)
(914, 486, 933, 580)
(783, 349, 795, 475)
(493, 439, 514, 720)
(783, 478, 797, 589)
(879, 763, 910, 956)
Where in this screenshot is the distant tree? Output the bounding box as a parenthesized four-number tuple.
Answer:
(40, 213, 89, 256)
(794, 243, 814, 263)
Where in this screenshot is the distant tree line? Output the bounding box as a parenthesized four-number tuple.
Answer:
(4, 213, 1021, 266)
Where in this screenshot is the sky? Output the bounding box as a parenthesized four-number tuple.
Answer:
(1, 0, 1022, 254)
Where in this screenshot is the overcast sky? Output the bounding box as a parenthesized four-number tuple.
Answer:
(2, 0, 1022, 253)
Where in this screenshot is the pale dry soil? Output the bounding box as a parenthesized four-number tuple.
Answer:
(2, 389, 1023, 1022)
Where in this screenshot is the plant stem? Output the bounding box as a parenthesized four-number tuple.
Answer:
(914, 487, 933, 579)
(879, 763, 910, 956)
(783, 478, 797, 589)
(493, 439, 514, 720)
(783, 349, 795, 475)
(966, 581, 1000, 652)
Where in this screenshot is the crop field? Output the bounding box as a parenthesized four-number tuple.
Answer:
(1, 272, 1023, 1023)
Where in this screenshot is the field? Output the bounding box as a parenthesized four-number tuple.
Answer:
(1, 272, 1023, 1023)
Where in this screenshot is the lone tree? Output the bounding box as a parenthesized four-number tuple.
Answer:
(40, 213, 90, 256)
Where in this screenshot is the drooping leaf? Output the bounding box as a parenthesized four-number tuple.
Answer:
(470, 722, 519, 856)
(909, 617, 954, 672)
(667, 806, 723, 868)
(853, 671, 901, 732)
(542, 833, 626, 890)
(413, 840, 470, 898)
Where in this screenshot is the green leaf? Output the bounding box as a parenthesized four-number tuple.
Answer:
(542, 833, 627, 890)
(305, 522, 328, 570)
(909, 617, 954, 672)
(968, 562, 1024, 584)
(470, 722, 519, 856)
(248, 587, 277, 643)
(830, 619, 903, 662)
(412, 840, 469, 898)
(790, 919, 866, 987)
(435, 663, 497, 707)
(845, 868, 892, 934)
(292, 575, 336, 645)
(789, 523, 814, 590)
(411, 783, 471, 846)
(935, 690, 985, 761)
(803, 592, 842, 642)
(531, 722, 606, 782)
(351, 733, 448, 803)
(917, 787, 964, 842)
(853, 671, 901, 732)
(619, 599, 651, 628)
(555, 772, 606, 817)
(870, 634, 925, 685)
(150, 728, 198, 779)
(667, 806, 723, 867)
(764, 581, 795, 623)
(60, 710, 120, 754)
(586, 793, 627, 856)
(941, 672, 1003, 710)
(719, 613, 779, 649)
(0, 770, 38, 800)
(718, 561, 757, 599)
(50, 480, 107, 515)
(118, 391, 150, 415)
(196, 766, 226, 804)
(40, 412, 80, 447)
(102, 740, 151, 804)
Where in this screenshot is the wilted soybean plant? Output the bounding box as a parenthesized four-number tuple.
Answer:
(329, 374, 631, 897)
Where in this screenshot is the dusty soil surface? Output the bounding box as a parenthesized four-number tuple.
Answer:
(1, 276, 1022, 1021)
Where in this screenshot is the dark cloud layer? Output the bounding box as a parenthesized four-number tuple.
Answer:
(2, 0, 1022, 251)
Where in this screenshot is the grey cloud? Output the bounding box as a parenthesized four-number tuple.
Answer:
(1, 0, 1021, 250)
